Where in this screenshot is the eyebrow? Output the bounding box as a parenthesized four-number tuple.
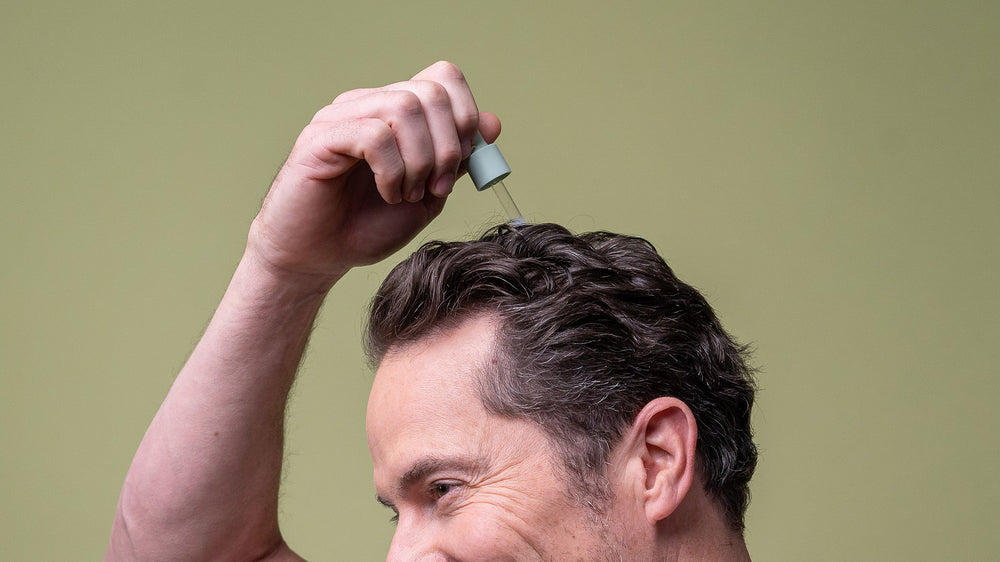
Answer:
(375, 455, 486, 509)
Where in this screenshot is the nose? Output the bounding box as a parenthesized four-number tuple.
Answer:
(385, 521, 450, 562)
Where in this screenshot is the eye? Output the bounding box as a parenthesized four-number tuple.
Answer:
(429, 480, 460, 500)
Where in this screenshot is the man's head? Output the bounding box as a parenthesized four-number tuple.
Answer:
(365, 223, 757, 559)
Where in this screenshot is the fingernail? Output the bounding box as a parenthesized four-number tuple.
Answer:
(407, 184, 424, 202)
(432, 173, 455, 197)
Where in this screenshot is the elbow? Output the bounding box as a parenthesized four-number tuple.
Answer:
(105, 489, 140, 561)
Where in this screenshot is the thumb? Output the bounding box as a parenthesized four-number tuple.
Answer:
(478, 111, 502, 144)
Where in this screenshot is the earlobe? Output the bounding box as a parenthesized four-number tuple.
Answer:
(635, 397, 698, 523)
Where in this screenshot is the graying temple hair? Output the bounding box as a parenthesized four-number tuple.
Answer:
(365, 223, 757, 530)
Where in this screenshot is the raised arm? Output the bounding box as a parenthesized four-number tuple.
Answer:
(106, 61, 501, 561)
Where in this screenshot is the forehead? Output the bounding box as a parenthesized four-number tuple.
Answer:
(368, 314, 497, 414)
(365, 315, 500, 469)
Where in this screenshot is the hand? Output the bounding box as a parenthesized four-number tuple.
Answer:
(246, 61, 501, 287)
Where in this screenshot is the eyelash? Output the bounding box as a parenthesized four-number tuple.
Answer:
(386, 481, 462, 525)
(430, 481, 457, 499)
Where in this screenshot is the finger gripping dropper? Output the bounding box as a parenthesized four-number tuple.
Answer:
(467, 132, 526, 226)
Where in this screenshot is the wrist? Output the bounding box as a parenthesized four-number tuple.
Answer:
(236, 247, 344, 306)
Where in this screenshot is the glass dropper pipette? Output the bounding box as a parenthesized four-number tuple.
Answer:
(467, 132, 526, 226)
(491, 179, 526, 226)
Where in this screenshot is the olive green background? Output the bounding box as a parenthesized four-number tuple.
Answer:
(2, 1, 998, 559)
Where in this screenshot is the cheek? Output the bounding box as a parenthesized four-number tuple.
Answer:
(431, 499, 602, 561)
(428, 506, 544, 561)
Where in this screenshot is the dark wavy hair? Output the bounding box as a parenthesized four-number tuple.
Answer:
(365, 223, 757, 530)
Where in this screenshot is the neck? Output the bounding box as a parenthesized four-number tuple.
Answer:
(657, 485, 751, 561)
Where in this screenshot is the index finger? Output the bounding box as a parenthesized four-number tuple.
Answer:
(411, 61, 480, 158)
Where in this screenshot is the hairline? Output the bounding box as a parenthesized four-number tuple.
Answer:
(374, 308, 619, 513)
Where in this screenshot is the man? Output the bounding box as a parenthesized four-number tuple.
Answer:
(107, 61, 757, 561)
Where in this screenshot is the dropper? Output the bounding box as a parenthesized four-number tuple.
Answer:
(466, 132, 526, 226)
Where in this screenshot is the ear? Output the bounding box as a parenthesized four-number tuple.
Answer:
(632, 397, 698, 524)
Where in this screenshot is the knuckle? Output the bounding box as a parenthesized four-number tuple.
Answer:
(456, 110, 480, 136)
(371, 122, 396, 147)
(310, 106, 330, 123)
(356, 116, 382, 135)
(332, 87, 366, 104)
(429, 60, 465, 82)
(436, 144, 463, 170)
(354, 118, 394, 148)
(392, 90, 424, 117)
(296, 122, 327, 148)
(382, 163, 405, 186)
(299, 121, 323, 139)
(414, 80, 450, 108)
(409, 156, 434, 179)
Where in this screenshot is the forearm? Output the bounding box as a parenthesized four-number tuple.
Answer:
(107, 61, 493, 560)
(108, 250, 336, 561)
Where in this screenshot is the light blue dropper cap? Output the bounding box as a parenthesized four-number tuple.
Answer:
(467, 132, 511, 191)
